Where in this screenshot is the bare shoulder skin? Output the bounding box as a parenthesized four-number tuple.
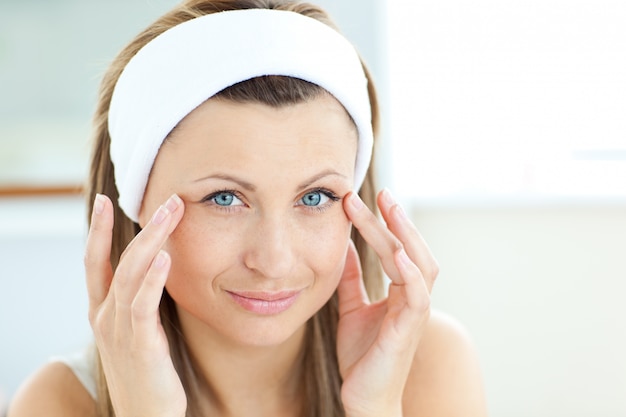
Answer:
(7, 310, 487, 417)
(7, 361, 96, 417)
(403, 309, 489, 416)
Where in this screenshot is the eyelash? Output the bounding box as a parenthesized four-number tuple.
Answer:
(199, 187, 341, 213)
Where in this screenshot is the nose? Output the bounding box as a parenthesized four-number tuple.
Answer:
(243, 214, 298, 280)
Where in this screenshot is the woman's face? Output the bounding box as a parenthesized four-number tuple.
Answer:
(139, 93, 358, 347)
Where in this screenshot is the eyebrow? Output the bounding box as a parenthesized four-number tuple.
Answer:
(297, 169, 348, 190)
(192, 173, 256, 191)
(192, 169, 347, 192)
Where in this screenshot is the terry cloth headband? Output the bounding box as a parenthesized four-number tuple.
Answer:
(108, 8, 373, 223)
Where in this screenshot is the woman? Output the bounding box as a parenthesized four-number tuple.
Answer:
(9, 1, 487, 416)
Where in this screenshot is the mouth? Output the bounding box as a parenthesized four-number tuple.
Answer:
(226, 290, 302, 315)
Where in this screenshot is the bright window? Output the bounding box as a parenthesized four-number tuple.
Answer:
(387, 1, 626, 204)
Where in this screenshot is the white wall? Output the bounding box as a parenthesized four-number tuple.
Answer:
(0, 196, 91, 412)
(412, 202, 626, 417)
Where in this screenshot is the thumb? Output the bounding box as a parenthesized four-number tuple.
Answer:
(337, 240, 370, 316)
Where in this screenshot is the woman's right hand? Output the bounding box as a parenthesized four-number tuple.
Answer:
(84, 193, 186, 417)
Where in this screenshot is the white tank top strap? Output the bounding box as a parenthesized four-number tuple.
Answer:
(51, 344, 97, 399)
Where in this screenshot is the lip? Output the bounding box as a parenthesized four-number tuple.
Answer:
(226, 290, 302, 315)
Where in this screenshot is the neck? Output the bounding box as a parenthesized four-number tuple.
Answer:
(176, 306, 307, 417)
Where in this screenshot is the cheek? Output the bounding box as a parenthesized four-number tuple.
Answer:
(303, 212, 352, 283)
(163, 211, 242, 290)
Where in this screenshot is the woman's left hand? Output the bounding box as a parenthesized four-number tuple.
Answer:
(337, 189, 439, 417)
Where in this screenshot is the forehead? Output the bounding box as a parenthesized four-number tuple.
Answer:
(153, 94, 358, 182)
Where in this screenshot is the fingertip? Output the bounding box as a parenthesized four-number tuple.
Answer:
(395, 248, 412, 271)
(91, 194, 109, 220)
(173, 194, 186, 220)
(153, 250, 170, 270)
(89, 195, 114, 236)
(378, 187, 395, 209)
(391, 203, 409, 224)
(166, 197, 186, 236)
(94, 194, 106, 215)
(164, 193, 182, 213)
(345, 191, 364, 212)
(143, 250, 171, 294)
(91, 194, 114, 224)
(392, 248, 426, 290)
(379, 189, 403, 220)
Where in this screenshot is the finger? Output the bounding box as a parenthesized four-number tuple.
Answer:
(131, 250, 170, 344)
(392, 248, 430, 316)
(84, 194, 114, 316)
(113, 194, 183, 308)
(337, 240, 370, 316)
(378, 189, 439, 291)
(343, 192, 403, 284)
(376, 248, 430, 354)
(119, 194, 184, 262)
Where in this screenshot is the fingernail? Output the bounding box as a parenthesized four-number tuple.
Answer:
(151, 205, 169, 225)
(349, 193, 364, 211)
(381, 188, 395, 206)
(94, 194, 105, 215)
(394, 204, 409, 222)
(397, 248, 412, 268)
(164, 194, 181, 213)
(154, 250, 168, 269)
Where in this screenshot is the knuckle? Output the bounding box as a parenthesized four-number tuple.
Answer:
(429, 258, 440, 279)
(391, 238, 403, 254)
(112, 269, 129, 288)
(89, 306, 109, 334)
(414, 293, 431, 315)
(130, 301, 146, 319)
(87, 311, 97, 328)
(131, 301, 153, 322)
(83, 251, 97, 269)
(414, 253, 439, 282)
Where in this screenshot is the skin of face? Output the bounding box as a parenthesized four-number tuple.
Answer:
(139, 93, 358, 348)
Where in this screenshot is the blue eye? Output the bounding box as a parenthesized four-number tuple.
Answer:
(210, 191, 243, 207)
(296, 188, 340, 212)
(300, 191, 330, 207)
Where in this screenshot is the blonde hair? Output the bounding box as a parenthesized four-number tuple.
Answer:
(86, 1, 382, 415)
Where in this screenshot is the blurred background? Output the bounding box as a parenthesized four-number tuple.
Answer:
(1, 0, 625, 416)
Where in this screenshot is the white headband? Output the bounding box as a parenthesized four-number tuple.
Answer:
(109, 9, 373, 222)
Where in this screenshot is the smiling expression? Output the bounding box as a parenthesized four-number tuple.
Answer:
(139, 93, 358, 346)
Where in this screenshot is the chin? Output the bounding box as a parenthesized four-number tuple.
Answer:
(214, 314, 310, 349)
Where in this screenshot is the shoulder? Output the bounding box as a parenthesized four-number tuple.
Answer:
(403, 309, 488, 416)
(7, 361, 96, 417)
